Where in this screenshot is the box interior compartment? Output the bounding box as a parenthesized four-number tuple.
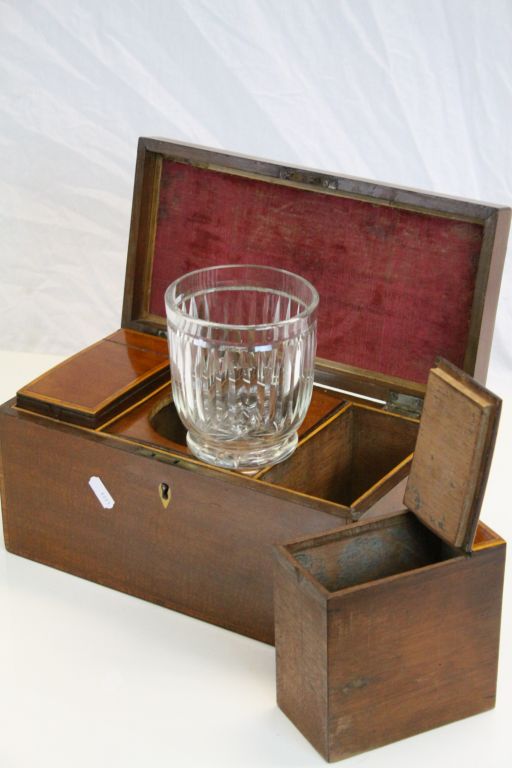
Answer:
(289, 513, 460, 592)
(259, 404, 418, 508)
(103, 383, 347, 459)
(148, 393, 188, 446)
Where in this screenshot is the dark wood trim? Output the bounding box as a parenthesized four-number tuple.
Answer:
(122, 317, 167, 338)
(122, 140, 163, 329)
(138, 137, 501, 221)
(472, 207, 511, 382)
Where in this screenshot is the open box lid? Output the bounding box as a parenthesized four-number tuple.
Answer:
(404, 358, 501, 552)
(122, 137, 510, 403)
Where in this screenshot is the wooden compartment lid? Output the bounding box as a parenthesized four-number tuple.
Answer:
(15, 330, 170, 428)
(123, 137, 510, 399)
(404, 358, 501, 552)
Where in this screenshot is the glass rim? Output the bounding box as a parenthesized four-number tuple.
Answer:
(165, 264, 319, 331)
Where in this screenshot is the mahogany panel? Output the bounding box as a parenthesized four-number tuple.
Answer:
(326, 546, 505, 761)
(275, 522, 505, 761)
(274, 551, 328, 757)
(405, 359, 501, 551)
(260, 404, 418, 509)
(261, 406, 354, 504)
(16, 331, 169, 428)
(104, 387, 187, 455)
(350, 406, 418, 503)
(0, 405, 346, 644)
(106, 328, 169, 355)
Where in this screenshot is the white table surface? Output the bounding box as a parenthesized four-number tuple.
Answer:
(0, 350, 511, 768)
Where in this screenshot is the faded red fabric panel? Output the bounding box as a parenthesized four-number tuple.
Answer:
(150, 160, 483, 384)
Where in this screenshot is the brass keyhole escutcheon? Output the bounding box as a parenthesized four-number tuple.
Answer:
(159, 482, 171, 509)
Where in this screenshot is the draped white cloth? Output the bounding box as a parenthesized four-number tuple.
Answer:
(1, 0, 511, 378)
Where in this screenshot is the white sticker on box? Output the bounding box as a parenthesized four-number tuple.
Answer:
(88, 476, 115, 509)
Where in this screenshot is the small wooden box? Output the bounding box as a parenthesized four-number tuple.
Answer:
(274, 360, 505, 761)
(0, 138, 509, 644)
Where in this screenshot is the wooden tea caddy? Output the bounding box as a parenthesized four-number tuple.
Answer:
(0, 137, 509, 644)
(274, 359, 505, 762)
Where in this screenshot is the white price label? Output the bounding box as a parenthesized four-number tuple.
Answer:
(88, 476, 115, 509)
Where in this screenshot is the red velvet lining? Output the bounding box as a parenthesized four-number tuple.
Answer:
(150, 160, 482, 384)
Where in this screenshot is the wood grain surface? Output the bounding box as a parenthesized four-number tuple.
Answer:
(274, 548, 329, 756)
(104, 384, 345, 458)
(274, 514, 505, 761)
(260, 404, 417, 512)
(0, 404, 348, 644)
(290, 513, 456, 592)
(16, 329, 169, 428)
(405, 358, 501, 551)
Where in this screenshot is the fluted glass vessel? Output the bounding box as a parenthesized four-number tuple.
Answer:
(165, 265, 318, 470)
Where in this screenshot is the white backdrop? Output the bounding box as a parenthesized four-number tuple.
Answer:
(1, 0, 511, 377)
(1, 5, 512, 768)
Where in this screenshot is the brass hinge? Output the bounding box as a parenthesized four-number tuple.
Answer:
(384, 391, 423, 419)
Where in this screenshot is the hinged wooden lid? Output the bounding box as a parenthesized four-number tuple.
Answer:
(404, 358, 501, 552)
(123, 137, 510, 400)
